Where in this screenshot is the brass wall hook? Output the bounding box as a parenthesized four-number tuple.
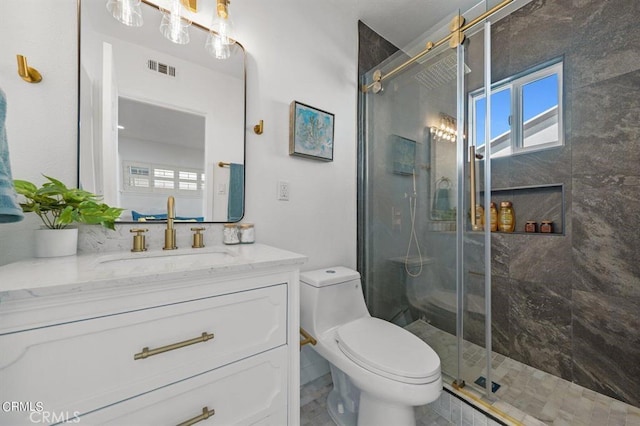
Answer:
(253, 120, 264, 135)
(16, 55, 42, 83)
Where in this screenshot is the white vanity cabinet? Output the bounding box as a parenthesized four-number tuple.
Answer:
(0, 244, 306, 426)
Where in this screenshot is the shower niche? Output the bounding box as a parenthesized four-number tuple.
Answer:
(480, 183, 564, 235)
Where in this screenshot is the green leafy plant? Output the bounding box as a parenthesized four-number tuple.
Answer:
(13, 176, 124, 230)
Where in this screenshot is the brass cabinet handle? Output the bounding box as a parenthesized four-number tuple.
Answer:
(177, 406, 215, 426)
(134, 332, 214, 360)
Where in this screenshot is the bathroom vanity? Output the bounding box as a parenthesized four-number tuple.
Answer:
(0, 244, 306, 425)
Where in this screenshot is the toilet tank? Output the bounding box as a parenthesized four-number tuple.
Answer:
(300, 267, 370, 338)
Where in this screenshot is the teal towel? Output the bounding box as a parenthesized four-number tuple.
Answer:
(0, 88, 24, 223)
(227, 163, 244, 222)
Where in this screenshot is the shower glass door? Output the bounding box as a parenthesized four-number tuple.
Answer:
(360, 9, 495, 398)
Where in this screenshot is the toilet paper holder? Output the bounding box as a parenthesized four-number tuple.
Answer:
(299, 327, 317, 350)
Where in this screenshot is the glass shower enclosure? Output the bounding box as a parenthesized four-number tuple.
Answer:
(359, 8, 496, 397)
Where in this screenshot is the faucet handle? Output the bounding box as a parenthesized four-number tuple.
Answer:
(130, 228, 148, 252)
(191, 227, 205, 249)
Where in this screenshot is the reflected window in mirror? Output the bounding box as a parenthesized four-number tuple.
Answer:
(469, 59, 563, 158)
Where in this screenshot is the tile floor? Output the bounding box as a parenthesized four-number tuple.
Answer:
(300, 373, 504, 426)
(301, 320, 640, 425)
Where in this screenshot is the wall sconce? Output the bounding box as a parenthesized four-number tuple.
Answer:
(160, 0, 192, 44)
(430, 114, 457, 143)
(205, 0, 235, 60)
(106, 0, 144, 27)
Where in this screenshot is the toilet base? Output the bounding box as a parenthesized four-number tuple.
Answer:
(357, 392, 416, 426)
(327, 389, 358, 426)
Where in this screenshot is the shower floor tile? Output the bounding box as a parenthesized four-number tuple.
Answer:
(405, 319, 640, 426)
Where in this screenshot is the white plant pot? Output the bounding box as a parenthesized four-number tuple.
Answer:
(34, 227, 78, 258)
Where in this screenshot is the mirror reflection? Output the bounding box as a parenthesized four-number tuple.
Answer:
(79, 0, 245, 223)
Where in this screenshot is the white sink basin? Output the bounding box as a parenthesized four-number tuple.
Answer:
(96, 247, 238, 269)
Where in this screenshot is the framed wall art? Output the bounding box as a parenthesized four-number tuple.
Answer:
(289, 101, 334, 161)
(390, 134, 416, 175)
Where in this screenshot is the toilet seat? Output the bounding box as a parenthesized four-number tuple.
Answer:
(336, 317, 441, 385)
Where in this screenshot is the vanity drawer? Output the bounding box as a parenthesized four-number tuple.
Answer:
(0, 284, 287, 424)
(81, 346, 289, 425)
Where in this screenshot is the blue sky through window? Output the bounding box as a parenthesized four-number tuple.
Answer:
(523, 74, 558, 121)
(474, 74, 558, 147)
(474, 88, 511, 147)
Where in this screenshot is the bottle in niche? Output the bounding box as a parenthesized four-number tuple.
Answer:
(525, 221, 537, 233)
(498, 201, 515, 232)
(489, 202, 498, 232)
(540, 220, 554, 233)
(474, 204, 485, 231)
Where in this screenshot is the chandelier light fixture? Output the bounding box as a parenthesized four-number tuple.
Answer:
(107, 0, 236, 60)
(159, 0, 192, 45)
(205, 0, 235, 60)
(430, 114, 457, 143)
(106, 0, 144, 27)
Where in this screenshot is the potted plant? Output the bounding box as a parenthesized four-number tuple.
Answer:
(13, 175, 123, 257)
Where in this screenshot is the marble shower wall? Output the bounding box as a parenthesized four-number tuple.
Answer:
(484, 0, 640, 407)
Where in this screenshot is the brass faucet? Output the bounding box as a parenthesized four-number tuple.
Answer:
(163, 196, 177, 250)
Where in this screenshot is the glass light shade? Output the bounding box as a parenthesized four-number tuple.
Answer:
(106, 0, 143, 27)
(159, 0, 191, 45)
(210, 14, 235, 46)
(205, 33, 231, 59)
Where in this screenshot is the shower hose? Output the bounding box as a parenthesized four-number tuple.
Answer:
(405, 171, 423, 278)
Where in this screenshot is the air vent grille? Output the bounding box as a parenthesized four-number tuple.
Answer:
(146, 59, 176, 77)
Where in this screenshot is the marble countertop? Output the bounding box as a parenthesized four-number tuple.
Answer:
(0, 244, 307, 299)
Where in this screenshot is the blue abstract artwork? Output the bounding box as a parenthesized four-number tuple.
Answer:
(289, 101, 334, 161)
(391, 135, 416, 175)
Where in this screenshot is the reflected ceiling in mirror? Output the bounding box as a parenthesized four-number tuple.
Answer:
(79, 0, 246, 223)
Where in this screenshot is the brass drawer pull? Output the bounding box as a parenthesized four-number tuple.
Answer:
(134, 332, 214, 360)
(177, 406, 215, 426)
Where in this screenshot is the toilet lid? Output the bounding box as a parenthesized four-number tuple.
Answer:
(336, 317, 441, 385)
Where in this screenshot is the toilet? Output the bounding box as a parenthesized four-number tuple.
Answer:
(300, 267, 442, 426)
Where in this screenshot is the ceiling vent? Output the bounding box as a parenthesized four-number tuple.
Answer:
(146, 59, 176, 78)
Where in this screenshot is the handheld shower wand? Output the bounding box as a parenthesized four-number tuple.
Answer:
(405, 168, 423, 277)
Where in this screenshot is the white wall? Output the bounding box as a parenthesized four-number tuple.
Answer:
(1, 0, 358, 385)
(0, 0, 359, 273)
(233, 0, 359, 270)
(0, 0, 78, 263)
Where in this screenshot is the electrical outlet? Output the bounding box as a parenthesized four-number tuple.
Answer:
(277, 180, 290, 201)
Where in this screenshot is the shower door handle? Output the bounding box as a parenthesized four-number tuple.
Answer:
(469, 146, 482, 231)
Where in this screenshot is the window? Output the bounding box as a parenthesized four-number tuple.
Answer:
(123, 161, 204, 195)
(469, 60, 563, 158)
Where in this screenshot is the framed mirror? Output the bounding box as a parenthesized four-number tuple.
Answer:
(428, 130, 457, 222)
(79, 0, 245, 223)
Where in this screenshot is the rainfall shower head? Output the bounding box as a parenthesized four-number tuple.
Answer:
(414, 53, 470, 90)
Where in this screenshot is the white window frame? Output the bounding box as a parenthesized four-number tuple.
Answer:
(122, 160, 205, 197)
(469, 59, 563, 158)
